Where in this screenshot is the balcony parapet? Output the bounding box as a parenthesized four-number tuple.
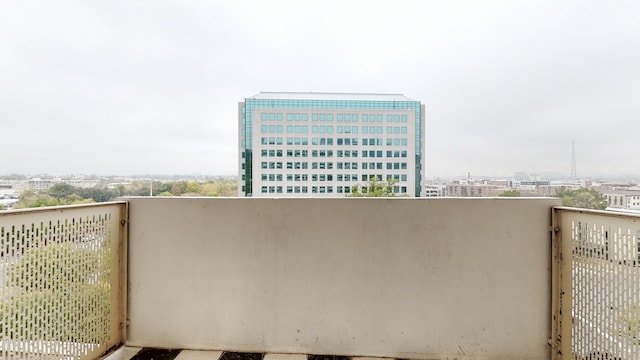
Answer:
(125, 197, 559, 359)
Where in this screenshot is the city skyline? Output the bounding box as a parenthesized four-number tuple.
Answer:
(1, 1, 639, 178)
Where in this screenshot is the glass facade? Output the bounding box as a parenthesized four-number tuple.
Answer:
(239, 93, 424, 197)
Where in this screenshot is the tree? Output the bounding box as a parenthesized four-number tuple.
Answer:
(47, 183, 79, 199)
(79, 187, 117, 202)
(185, 181, 201, 194)
(200, 181, 237, 196)
(0, 243, 110, 342)
(14, 191, 62, 208)
(499, 189, 521, 197)
(347, 176, 401, 197)
(555, 187, 608, 210)
(618, 303, 640, 345)
(14, 189, 92, 209)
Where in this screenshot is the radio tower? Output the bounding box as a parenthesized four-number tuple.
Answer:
(570, 140, 577, 179)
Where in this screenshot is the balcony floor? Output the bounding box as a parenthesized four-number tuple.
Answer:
(103, 347, 394, 360)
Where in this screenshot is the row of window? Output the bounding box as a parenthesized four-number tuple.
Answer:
(337, 186, 408, 194)
(262, 173, 337, 182)
(261, 150, 408, 159)
(363, 150, 408, 158)
(259, 185, 409, 194)
(260, 137, 410, 147)
(261, 160, 409, 169)
(259, 113, 410, 123)
(246, 99, 420, 110)
(284, 162, 335, 170)
(258, 173, 409, 183)
(259, 186, 334, 194)
(337, 162, 409, 170)
(260, 125, 409, 135)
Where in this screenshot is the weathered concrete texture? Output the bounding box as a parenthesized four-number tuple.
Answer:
(126, 197, 560, 359)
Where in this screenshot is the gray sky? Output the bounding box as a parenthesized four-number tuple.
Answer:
(1, 1, 639, 179)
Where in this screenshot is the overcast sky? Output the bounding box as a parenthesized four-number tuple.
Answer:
(1, 1, 639, 179)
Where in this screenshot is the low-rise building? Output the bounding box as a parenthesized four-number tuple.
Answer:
(446, 181, 497, 197)
(424, 184, 446, 197)
(603, 190, 640, 210)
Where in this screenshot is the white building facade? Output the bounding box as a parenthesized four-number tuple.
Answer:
(238, 92, 425, 197)
(604, 190, 640, 210)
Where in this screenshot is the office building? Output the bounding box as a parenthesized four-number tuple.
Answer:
(238, 92, 425, 197)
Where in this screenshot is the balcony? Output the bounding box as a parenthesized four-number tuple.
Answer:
(1, 198, 639, 360)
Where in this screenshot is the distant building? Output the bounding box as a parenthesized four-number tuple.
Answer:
(598, 182, 638, 192)
(602, 190, 640, 210)
(446, 182, 496, 197)
(550, 179, 592, 189)
(424, 184, 446, 197)
(0, 178, 100, 192)
(238, 92, 426, 197)
(27, 178, 54, 191)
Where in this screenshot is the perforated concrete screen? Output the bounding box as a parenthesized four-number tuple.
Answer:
(0, 203, 125, 360)
(557, 208, 640, 359)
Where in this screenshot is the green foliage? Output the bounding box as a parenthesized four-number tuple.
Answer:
(149, 180, 236, 197)
(14, 191, 65, 208)
(8, 243, 105, 291)
(0, 243, 111, 342)
(347, 176, 401, 197)
(171, 182, 188, 196)
(200, 181, 237, 196)
(555, 186, 608, 210)
(185, 181, 201, 194)
(499, 189, 521, 197)
(80, 187, 117, 202)
(14, 178, 239, 209)
(47, 183, 78, 199)
(618, 304, 640, 345)
(15, 185, 112, 209)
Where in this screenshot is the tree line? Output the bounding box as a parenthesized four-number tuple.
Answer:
(499, 186, 608, 210)
(12, 179, 238, 209)
(0, 181, 610, 210)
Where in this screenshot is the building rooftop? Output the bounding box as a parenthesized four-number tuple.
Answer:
(601, 189, 640, 195)
(247, 91, 417, 102)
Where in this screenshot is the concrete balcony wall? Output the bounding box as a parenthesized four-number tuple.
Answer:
(125, 197, 560, 359)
